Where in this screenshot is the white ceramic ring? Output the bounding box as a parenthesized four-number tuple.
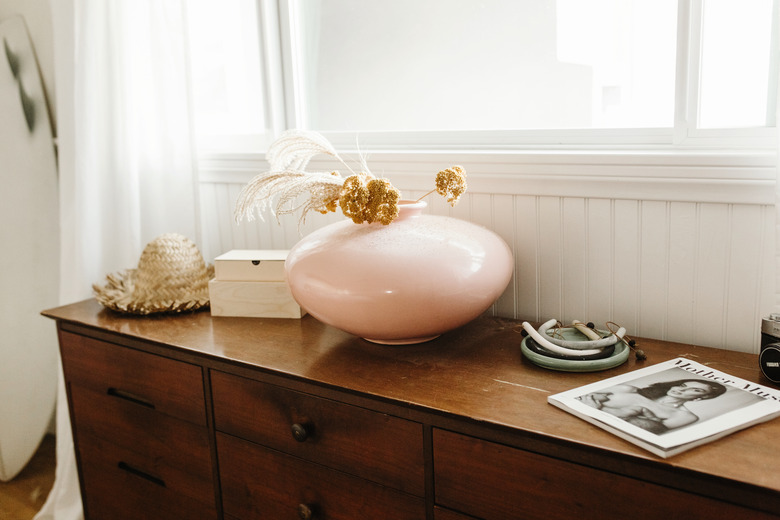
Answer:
(521, 320, 606, 357)
(572, 320, 601, 340)
(538, 321, 624, 350)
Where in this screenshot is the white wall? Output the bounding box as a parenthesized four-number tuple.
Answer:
(0, 0, 55, 130)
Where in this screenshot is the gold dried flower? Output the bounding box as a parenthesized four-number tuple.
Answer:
(339, 174, 401, 225)
(435, 166, 467, 206)
(366, 178, 400, 225)
(339, 174, 372, 224)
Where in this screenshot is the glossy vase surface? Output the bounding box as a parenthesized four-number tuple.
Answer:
(285, 200, 514, 344)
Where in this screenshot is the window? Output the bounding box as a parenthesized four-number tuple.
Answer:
(293, 0, 678, 132)
(697, 0, 776, 129)
(186, 0, 268, 150)
(188, 0, 778, 152)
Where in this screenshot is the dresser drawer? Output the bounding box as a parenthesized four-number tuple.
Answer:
(218, 432, 425, 520)
(433, 429, 776, 520)
(211, 371, 424, 496)
(60, 330, 206, 425)
(79, 433, 217, 520)
(69, 384, 213, 488)
(434, 506, 479, 520)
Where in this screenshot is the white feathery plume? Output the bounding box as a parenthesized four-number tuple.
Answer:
(234, 168, 344, 226)
(236, 131, 359, 229)
(265, 129, 343, 171)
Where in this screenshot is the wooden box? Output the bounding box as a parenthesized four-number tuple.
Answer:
(213, 250, 288, 282)
(208, 280, 305, 318)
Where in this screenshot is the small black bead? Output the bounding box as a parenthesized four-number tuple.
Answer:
(628, 339, 636, 347)
(586, 322, 595, 329)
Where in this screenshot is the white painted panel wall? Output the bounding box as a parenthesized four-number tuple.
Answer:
(199, 168, 774, 354)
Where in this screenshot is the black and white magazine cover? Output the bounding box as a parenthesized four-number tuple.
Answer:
(548, 357, 780, 458)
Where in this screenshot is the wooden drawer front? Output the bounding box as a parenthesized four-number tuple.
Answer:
(79, 434, 217, 520)
(59, 330, 206, 425)
(211, 371, 424, 496)
(218, 432, 425, 520)
(69, 384, 213, 482)
(433, 429, 775, 520)
(434, 506, 479, 520)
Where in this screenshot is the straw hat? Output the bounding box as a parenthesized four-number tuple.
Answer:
(93, 233, 214, 315)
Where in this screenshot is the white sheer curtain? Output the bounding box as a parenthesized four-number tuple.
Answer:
(37, 1, 199, 518)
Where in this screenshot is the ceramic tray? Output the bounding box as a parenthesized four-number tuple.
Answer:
(520, 327, 629, 372)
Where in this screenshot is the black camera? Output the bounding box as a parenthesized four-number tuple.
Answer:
(760, 314, 780, 384)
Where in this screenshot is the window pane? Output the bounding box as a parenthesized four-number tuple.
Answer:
(293, 0, 677, 132)
(698, 0, 775, 129)
(187, 0, 265, 141)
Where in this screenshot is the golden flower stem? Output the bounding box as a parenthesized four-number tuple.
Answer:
(416, 188, 437, 202)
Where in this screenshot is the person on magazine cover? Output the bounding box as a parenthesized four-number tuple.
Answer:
(576, 379, 728, 434)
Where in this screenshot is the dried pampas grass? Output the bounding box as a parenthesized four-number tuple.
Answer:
(234, 168, 344, 226)
(265, 129, 342, 171)
(235, 130, 352, 227)
(234, 130, 467, 228)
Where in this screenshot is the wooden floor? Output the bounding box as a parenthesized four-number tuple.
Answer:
(0, 434, 56, 520)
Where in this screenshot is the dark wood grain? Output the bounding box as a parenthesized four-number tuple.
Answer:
(433, 428, 777, 520)
(433, 506, 479, 520)
(69, 385, 213, 497)
(211, 371, 425, 496)
(60, 329, 207, 426)
(58, 324, 217, 518)
(78, 434, 216, 520)
(217, 432, 426, 520)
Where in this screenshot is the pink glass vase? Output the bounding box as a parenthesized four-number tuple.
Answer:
(285, 200, 514, 344)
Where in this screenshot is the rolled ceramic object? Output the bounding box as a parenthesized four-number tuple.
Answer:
(572, 320, 601, 340)
(524, 336, 616, 361)
(521, 320, 606, 357)
(538, 320, 625, 350)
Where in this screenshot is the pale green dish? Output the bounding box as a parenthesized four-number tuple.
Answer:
(520, 328, 630, 372)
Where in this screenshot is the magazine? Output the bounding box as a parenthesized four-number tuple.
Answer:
(548, 357, 780, 458)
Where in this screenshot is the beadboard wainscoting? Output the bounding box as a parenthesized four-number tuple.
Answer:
(198, 152, 776, 353)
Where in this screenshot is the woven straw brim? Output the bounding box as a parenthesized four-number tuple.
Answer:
(93, 264, 215, 315)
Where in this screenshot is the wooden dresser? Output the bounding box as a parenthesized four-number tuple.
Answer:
(44, 299, 780, 519)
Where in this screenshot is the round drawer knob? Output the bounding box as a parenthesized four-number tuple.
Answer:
(298, 503, 315, 520)
(291, 422, 312, 442)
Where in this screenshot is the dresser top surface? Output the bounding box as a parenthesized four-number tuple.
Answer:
(44, 299, 780, 495)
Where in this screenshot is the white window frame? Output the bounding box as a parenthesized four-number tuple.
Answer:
(199, 0, 779, 206)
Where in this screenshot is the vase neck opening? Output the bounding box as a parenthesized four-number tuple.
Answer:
(396, 200, 427, 220)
